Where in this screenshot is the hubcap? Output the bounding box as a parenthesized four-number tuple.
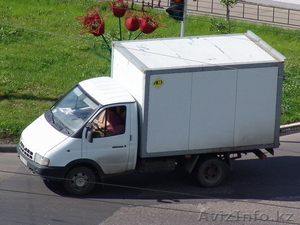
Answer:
(72, 173, 88, 188)
(205, 165, 219, 180)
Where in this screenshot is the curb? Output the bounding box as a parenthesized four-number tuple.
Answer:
(0, 144, 17, 153)
(1, 123, 300, 153)
(279, 122, 300, 136)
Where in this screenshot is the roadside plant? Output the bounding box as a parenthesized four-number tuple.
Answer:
(219, 0, 237, 33)
(76, 6, 105, 37)
(76, 1, 167, 61)
(209, 18, 228, 34)
(108, 0, 128, 17)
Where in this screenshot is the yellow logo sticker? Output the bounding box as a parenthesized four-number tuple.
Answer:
(153, 77, 163, 88)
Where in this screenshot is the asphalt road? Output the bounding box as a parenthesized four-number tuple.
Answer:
(1, 132, 300, 225)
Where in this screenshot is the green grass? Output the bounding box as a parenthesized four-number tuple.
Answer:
(1, 0, 300, 141)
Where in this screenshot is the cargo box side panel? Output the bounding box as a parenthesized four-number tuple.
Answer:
(112, 49, 145, 107)
(189, 69, 237, 150)
(234, 67, 278, 146)
(146, 73, 192, 153)
(111, 49, 147, 152)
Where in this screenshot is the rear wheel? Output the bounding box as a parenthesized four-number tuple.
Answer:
(63, 166, 96, 196)
(195, 156, 226, 187)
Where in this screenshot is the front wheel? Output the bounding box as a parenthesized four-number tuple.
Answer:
(63, 166, 96, 196)
(194, 156, 226, 188)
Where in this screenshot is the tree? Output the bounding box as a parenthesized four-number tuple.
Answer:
(220, 0, 237, 33)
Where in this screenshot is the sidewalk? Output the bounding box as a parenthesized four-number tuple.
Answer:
(244, 0, 300, 10)
(185, 0, 300, 29)
(2, 123, 300, 153)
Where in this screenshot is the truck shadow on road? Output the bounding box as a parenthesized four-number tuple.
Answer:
(48, 155, 300, 201)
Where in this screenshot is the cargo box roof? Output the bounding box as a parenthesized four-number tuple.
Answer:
(112, 31, 285, 70)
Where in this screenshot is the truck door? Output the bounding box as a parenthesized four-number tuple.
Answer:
(82, 105, 131, 174)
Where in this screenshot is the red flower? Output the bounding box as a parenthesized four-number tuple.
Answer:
(124, 11, 140, 31)
(125, 17, 139, 31)
(90, 23, 105, 36)
(108, 0, 128, 18)
(111, 5, 127, 18)
(82, 13, 101, 26)
(76, 6, 105, 36)
(139, 16, 158, 34)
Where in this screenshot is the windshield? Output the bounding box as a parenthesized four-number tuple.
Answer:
(47, 86, 99, 134)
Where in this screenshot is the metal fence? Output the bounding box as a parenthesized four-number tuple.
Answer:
(135, 0, 300, 29)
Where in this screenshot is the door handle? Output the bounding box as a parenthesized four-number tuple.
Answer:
(112, 145, 126, 148)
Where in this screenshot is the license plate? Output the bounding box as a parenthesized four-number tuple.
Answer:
(20, 155, 28, 166)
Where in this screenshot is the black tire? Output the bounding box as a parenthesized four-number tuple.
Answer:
(195, 157, 226, 188)
(43, 179, 65, 195)
(63, 166, 96, 196)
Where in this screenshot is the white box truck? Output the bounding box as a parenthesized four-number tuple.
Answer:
(17, 31, 285, 195)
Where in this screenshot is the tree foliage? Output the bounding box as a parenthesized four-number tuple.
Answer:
(220, 0, 238, 6)
(219, 0, 238, 33)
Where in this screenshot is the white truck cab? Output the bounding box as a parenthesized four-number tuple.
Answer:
(18, 77, 138, 195)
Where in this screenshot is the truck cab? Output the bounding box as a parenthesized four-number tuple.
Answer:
(18, 77, 138, 195)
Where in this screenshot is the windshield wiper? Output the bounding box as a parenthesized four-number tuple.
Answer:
(54, 116, 71, 134)
(50, 109, 55, 124)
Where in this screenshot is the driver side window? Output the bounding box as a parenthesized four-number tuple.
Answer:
(92, 106, 126, 137)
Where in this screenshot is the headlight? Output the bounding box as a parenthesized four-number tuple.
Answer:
(34, 153, 50, 166)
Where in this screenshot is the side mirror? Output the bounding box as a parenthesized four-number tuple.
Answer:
(86, 122, 93, 143)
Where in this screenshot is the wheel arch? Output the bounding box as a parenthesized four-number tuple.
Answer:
(184, 153, 222, 174)
(65, 159, 105, 179)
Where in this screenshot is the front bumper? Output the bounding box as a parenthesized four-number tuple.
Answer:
(17, 144, 67, 180)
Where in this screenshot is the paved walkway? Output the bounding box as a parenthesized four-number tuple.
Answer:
(244, 0, 300, 10)
(158, 0, 300, 28)
(198, 0, 300, 29)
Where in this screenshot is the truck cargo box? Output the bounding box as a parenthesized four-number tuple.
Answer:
(111, 31, 285, 158)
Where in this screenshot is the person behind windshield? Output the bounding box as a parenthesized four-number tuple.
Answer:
(94, 107, 124, 136)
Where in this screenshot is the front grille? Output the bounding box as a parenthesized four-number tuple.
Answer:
(20, 142, 33, 160)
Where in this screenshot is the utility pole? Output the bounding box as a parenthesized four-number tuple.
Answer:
(180, 0, 187, 37)
(166, 0, 186, 37)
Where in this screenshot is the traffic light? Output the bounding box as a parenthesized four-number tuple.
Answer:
(166, 0, 184, 21)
